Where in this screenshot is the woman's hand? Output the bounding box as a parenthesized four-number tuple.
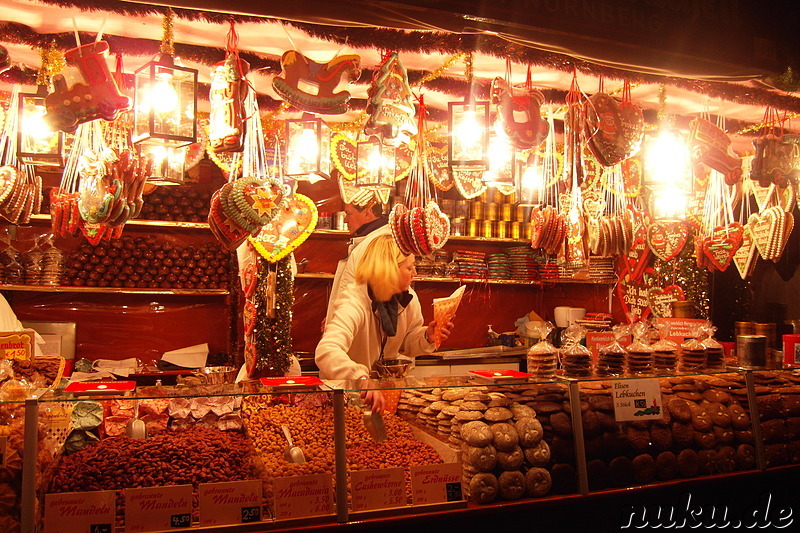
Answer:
(425, 320, 454, 345)
(360, 388, 385, 414)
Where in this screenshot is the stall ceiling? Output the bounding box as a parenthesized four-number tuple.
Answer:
(1, 0, 799, 149)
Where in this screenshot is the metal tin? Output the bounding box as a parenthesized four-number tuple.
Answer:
(467, 219, 479, 237)
(454, 200, 470, 219)
(481, 220, 495, 238)
(510, 221, 521, 239)
(735, 321, 756, 338)
(736, 335, 767, 368)
(671, 301, 695, 318)
(334, 211, 346, 230)
(500, 203, 513, 221)
(451, 218, 466, 236)
(440, 199, 456, 217)
(496, 221, 508, 239)
(487, 203, 499, 220)
(471, 202, 484, 220)
(516, 205, 528, 222)
(318, 212, 332, 230)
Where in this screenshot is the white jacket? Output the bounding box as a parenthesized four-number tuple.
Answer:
(324, 225, 392, 327)
(315, 283, 434, 380)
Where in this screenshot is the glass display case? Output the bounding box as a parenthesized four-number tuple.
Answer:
(2, 367, 799, 532)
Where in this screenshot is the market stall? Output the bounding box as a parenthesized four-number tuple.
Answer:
(0, 0, 799, 532)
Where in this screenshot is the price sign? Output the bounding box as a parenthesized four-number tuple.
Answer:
(611, 378, 663, 421)
(273, 474, 334, 520)
(0, 329, 34, 361)
(198, 480, 262, 526)
(350, 468, 406, 511)
(44, 490, 116, 533)
(585, 332, 631, 361)
(658, 318, 706, 343)
(125, 485, 193, 532)
(410, 463, 463, 505)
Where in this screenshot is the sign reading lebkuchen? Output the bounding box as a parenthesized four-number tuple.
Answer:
(44, 490, 116, 533)
(125, 484, 193, 531)
(0, 329, 35, 361)
(658, 318, 707, 343)
(350, 468, 406, 511)
(611, 378, 663, 422)
(410, 463, 463, 505)
(198, 480, 263, 526)
(273, 473, 334, 520)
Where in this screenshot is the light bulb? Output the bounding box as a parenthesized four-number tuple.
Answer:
(151, 75, 179, 114)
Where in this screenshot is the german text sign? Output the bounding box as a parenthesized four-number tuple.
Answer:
(125, 485, 193, 531)
(44, 490, 116, 533)
(410, 463, 463, 505)
(611, 378, 663, 422)
(198, 480, 262, 526)
(350, 468, 406, 511)
(273, 474, 334, 520)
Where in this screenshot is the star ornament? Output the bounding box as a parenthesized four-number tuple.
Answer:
(248, 185, 278, 216)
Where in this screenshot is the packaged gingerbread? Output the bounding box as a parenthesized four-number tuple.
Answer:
(625, 321, 654, 376)
(678, 325, 707, 373)
(651, 318, 678, 373)
(526, 322, 557, 379)
(700, 322, 725, 371)
(559, 323, 593, 378)
(597, 324, 629, 377)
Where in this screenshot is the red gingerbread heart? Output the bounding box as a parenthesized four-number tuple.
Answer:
(646, 219, 689, 261)
(615, 267, 652, 322)
(648, 284, 685, 318)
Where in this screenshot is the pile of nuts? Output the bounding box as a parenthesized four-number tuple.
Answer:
(45, 426, 259, 527)
(61, 235, 231, 290)
(135, 186, 213, 223)
(242, 400, 442, 505)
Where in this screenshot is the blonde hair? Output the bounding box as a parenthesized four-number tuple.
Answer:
(356, 234, 411, 301)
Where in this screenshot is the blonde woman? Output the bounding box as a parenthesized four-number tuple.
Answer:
(315, 234, 453, 412)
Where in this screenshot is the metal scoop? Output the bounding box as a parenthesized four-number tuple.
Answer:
(281, 425, 306, 463)
(126, 400, 146, 439)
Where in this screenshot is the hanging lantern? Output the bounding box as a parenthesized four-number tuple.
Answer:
(132, 9, 197, 149)
(17, 85, 64, 166)
(285, 114, 331, 181)
(516, 151, 544, 207)
(644, 127, 691, 219)
(355, 135, 395, 189)
(448, 100, 490, 170)
(139, 144, 186, 186)
(482, 132, 515, 187)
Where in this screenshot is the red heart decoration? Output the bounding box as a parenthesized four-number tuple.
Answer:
(243, 300, 257, 337)
(702, 236, 739, 271)
(646, 220, 689, 261)
(243, 262, 259, 298)
(615, 267, 652, 322)
(648, 285, 685, 318)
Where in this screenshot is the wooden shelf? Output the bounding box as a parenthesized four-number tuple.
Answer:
(27, 215, 211, 230)
(296, 273, 614, 286)
(0, 284, 229, 296)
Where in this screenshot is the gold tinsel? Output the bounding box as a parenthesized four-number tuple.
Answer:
(415, 53, 465, 88)
(735, 112, 800, 136)
(160, 8, 175, 56)
(35, 41, 65, 86)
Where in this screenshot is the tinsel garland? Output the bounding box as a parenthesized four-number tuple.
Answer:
(252, 256, 293, 377)
(650, 230, 710, 320)
(0, 7, 798, 115)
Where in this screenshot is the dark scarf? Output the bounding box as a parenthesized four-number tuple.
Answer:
(355, 216, 388, 237)
(369, 287, 413, 337)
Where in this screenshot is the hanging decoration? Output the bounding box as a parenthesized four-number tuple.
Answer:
(688, 116, 742, 186)
(517, 112, 559, 207)
(44, 38, 131, 133)
(426, 140, 453, 191)
(330, 132, 413, 182)
(249, 193, 318, 262)
(245, 253, 294, 378)
(647, 284, 686, 318)
(750, 107, 800, 188)
(448, 53, 490, 171)
(355, 135, 396, 190)
(452, 169, 486, 199)
(363, 51, 417, 147)
(285, 114, 331, 180)
(271, 50, 361, 114)
(646, 219, 689, 262)
(584, 80, 643, 167)
(489, 65, 548, 150)
(208, 22, 250, 153)
(389, 96, 450, 257)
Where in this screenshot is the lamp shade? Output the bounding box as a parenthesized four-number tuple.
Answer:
(17, 85, 64, 166)
(355, 136, 395, 189)
(285, 114, 331, 180)
(448, 100, 490, 169)
(133, 53, 198, 148)
(141, 144, 187, 186)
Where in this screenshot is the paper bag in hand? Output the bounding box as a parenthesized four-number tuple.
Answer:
(432, 285, 465, 349)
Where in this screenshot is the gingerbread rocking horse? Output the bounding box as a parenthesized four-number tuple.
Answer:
(490, 77, 549, 150)
(272, 50, 361, 114)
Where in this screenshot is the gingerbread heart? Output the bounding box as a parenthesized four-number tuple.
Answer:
(648, 284, 685, 318)
(749, 209, 778, 260)
(582, 189, 605, 219)
(426, 141, 454, 191)
(622, 210, 652, 281)
(733, 225, 757, 279)
(242, 262, 259, 298)
(248, 194, 318, 262)
(618, 101, 644, 160)
(424, 201, 450, 253)
(585, 93, 625, 167)
(243, 300, 257, 337)
(452, 169, 487, 199)
(646, 220, 689, 261)
(702, 236, 738, 271)
(615, 267, 652, 322)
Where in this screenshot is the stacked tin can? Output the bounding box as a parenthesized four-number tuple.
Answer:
(437, 190, 530, 240)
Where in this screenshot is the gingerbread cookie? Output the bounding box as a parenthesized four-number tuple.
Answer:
(524, 439, 551, 467)
(498, 470, 526, 500)
(468, 472, 499, 503)
(525, 467, 552, 497)
(491, 422, 519, 452)
(516, 417, 544, 447)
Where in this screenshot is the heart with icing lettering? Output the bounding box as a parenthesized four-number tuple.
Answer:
(702, 236, 739, 271)
(582, 189, 605, 219)
(648, 284, 685, 318)
(622, 210, 652, 281)
(618, 101, 644, 160)
(453, 169, 487, 199)
(646, 219, 689, 261)
(427, 141, 454, 191)
(331, 133, 413, 182)
(733, 225, 757, 279)
(242, 261, 259, 298)
(249, 194, 318, 262)
(748, 209, 779, 260)
(615, 267, 653, 322)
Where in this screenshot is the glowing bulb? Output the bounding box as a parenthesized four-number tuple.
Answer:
(651, 187, 688, 219)
(22, 106, 53, 141)
(645, 129, 690, 186)
(151, 75, 179, 114)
